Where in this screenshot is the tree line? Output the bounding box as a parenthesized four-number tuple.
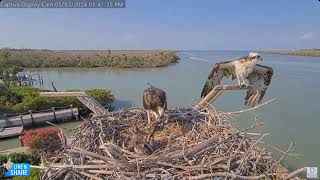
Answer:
(4, 49, 180, 68)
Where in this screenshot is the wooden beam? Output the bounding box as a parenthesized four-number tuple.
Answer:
(195, 84, 247, 109)
(213, 84, 247, 91)
(40, 92, 88, 97)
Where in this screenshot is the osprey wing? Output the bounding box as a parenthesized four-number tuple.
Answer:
(201, 61, 235, 98)
(245, 64, 273, 107)
(143, 87, 167, 110)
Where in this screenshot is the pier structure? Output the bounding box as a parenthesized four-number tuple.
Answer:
(40, 92, 108, 116)
(0, 106, 79, 139)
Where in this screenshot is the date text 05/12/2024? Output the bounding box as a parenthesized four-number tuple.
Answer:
(0, 0, 125, 8)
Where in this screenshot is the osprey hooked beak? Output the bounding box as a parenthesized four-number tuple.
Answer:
(258, 55, 263, 61)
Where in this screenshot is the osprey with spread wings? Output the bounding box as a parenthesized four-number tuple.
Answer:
(201, 52, 273, 107)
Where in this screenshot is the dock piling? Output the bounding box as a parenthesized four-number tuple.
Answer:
(52, 107, 56, 121)
(70, 104, 74, 119)
(29, 110, 34, 125)
(19, 115, 24, 126)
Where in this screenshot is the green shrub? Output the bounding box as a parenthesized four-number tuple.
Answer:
(0, 49, 23, 85)
(86, 89, 115, 106)
(9, 86, 44, 97)
(0, 85, 22, 107)
(0, 151, 41, 178)
(13, 168, 43, 180)
(0, 151, 40, 165)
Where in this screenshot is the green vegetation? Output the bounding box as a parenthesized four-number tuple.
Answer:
(0, 49, 23, 85)
(0, 151, 40, 165)
(5, 49, 180, 68)
(259, 49, 320, 57)
(0, 85, 115, 115)
(0, 151, 41, 179)
(13, 168, 43, 180)
(0, 48, 115, 115)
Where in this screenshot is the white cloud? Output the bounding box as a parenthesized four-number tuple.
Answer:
(299, 32, 314, 40)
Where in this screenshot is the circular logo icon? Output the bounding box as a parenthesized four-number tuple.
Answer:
(5, 161, 13, 170)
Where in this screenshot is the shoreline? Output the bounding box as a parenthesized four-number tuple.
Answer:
(259, 49, 320, 57)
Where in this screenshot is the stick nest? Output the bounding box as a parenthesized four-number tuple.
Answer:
(42, 106, 298, 180)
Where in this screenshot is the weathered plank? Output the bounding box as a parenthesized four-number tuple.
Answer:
(213, 84, 247, 90)
(196, 84, 247, 109)
(40, 92, 88, 97)
(0, 126, 23, 139)
(77, 96, 108, 116)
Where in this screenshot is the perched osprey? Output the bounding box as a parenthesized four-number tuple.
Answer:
(143, 83, 167, 125)
(201, 52, 273, 107)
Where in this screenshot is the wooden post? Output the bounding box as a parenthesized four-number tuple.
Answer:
(20, 115, 24, 126)
(70, 104, 74, 119)
(4, 114, 8, 124)
(29, 110, 34, 126)
(41, 76, 44, 86)
(38, 74, 41, 85)
(52, 107, 56, 121)
(0, 114, 7, 131)
(19, 136, 24, 147)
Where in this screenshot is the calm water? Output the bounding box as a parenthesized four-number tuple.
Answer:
(2, 50, 320, 171)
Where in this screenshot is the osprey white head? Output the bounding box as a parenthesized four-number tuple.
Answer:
(248, 52, 263, 61)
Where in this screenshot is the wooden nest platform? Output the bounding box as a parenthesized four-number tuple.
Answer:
(38, 101, 304, 180)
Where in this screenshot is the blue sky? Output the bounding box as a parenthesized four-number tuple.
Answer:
(0, 0, 319, 50)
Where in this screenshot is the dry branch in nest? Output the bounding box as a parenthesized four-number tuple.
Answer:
(38, 101, 303, 180)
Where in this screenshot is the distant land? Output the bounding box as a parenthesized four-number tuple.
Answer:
(1, 49, 180, 68)
(258, 49, 320, 57)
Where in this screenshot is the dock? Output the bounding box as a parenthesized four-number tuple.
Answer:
(40, 92, 108, 116)
(0, 126, 23, 139)
(2, 108, 79, 128)
(0, 107, 79, 139)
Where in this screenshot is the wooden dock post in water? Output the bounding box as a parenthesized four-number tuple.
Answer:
(70, 104, 74, 119)
(52, 107, 56, 121)
(40, 92, 108, 116)
(195, 84, 248, 110)
(29, 110, 34, 125)
(19, 115, 24, 126)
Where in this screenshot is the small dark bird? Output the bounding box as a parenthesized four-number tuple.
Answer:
(143, 83, 167, 125)
(201, 52, 273, 107)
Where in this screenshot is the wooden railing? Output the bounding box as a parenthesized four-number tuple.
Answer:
(40, 92, 108, 116)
